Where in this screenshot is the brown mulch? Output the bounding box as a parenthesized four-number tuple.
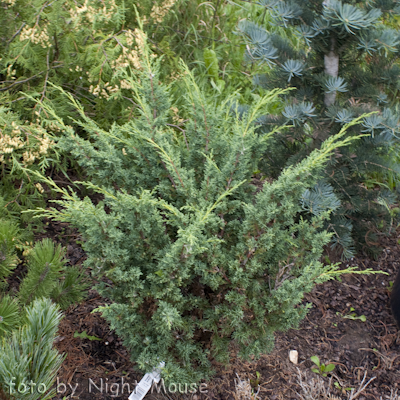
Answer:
(37, 209, 400, 400)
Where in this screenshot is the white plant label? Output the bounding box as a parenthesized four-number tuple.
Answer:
(128, 362, 165, 400)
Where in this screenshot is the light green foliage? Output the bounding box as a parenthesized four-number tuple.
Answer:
(238, 0, 400, 258)
(0, 218, 88, 314)
(334, 381, 353, 391)
(0, 0, 246, 127)
(0, 0, 271, 138)
(50, 265, 89, 310)
(0, 223, 80, 398)
(0, 220, 20, 281)
(0, 295, 20, 338)
(0, 298, 64, 400)
(0, 102, 87, 399)
(18, 239, 66, 305)
(14, 238, 89, 309)
(0, 107, 60, 227)
(73, 330, 102, 341)
(36, 38, 364, 383)
(310, 356, 335, 377)
(0, 216, 86, 400)
(203, 48, 225, 92)
(0, 0, 181, 127)
(336, 307, 367, 322)
(204, 48, 220, 80)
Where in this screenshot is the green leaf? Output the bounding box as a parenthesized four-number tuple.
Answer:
(311, 368, 320, 374)
(310, 356, 320, 367)
(203, 48, 219, 81)
(324, 363, 335, 373)
(74, 330, 102, 341)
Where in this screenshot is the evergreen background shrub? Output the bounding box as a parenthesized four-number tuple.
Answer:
(0, 0, 257, 128)
(0, 107, 61, 227)
(238, 0, 400, 258)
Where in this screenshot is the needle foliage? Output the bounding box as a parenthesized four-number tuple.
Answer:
(238, 0, 400, 258)
(34, 32, 367, 383)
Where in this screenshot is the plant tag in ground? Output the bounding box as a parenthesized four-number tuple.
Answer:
(128, 362, 165, 400)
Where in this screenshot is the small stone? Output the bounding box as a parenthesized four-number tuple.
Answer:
(289, 350, 298, 364)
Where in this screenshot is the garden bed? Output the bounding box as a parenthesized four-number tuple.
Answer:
(40, 216, 400, 400)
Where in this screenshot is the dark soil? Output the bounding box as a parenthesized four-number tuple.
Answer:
(38, 215, 400, 400)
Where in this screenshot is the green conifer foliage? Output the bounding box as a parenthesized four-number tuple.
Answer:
(0, 0, 176, 126)
(0, 218, 88, 312)
(15, 238, 88, 309)
(38, 33, 364, 383)
(18, 239, 67, 305)
(0, 106, 61, 227)
(1, 0, 231, 128)
(0, 220, 20, 282)
(50, 265, 89, 310)
(0, 298, 64, 400)
(0, 295, 20, 337)
(238, 0, 400, 257)
(0, 227, 86, 399)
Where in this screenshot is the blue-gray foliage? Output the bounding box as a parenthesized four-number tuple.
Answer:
(238, 0, 400, 258)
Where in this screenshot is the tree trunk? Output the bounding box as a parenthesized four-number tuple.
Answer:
(312, 33, 340, 149)
(324, 36, 339, 107)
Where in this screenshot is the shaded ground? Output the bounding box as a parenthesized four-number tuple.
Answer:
(42, 215, 400, 400)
